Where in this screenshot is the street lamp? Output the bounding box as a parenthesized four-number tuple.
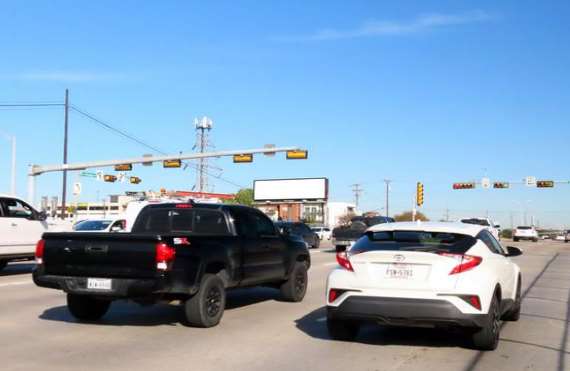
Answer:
(0, 132, 16, 196)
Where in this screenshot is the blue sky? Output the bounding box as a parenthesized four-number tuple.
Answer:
(0, 0, 569, 228)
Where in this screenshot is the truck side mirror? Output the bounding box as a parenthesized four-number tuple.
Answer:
(36, 211, 48, 221)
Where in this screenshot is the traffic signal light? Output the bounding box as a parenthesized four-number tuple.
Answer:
(416, 182, 424, 207)
(453, 182, 476, 190)
(163, 159, 182, 168)
(129, 176, 142, 184)
(286, 150, 308, 160)
(103, 175, 117, 183)
(493, 182, 510, 189)
(536, 180, 554, 188)
(233, 154, 253, 163)
(115, 163, 133, 171)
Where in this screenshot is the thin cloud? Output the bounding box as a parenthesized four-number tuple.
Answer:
(3, 72, 127, 82)
(275, 10, 496, 42)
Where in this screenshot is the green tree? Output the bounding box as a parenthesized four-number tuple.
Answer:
(393, 211, 430, 222)
(224, 188, 254, 206)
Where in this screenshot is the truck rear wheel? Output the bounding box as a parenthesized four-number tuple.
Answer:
(280, 262, 308, 302)
(67, 294, 111, 321)
(183, 274, 226, 328)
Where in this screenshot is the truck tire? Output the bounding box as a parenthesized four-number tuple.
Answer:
(0, 260, 7, 271)
(327, 318, 359, 341)
(280, 262, 308, 302)
(184, 274, 226, 328)
(67, 294, 111, 321)
(471, 294, 501, 350)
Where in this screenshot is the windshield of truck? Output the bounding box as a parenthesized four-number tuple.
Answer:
(74, 220, 113, 231)
(350, 230, 477, 255)
(133, 207, 230, 235)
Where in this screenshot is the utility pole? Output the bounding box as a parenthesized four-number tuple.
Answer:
(194, 117, 213, 193)
(61, 89, 69, 219)
(351, 184, 363, 211)
(384, 179, 391, 217)
(445, 207, 450, 222)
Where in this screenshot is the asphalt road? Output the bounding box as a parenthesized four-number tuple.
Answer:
(1, 239, 570, 371)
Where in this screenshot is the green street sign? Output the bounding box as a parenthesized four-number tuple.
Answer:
(80, 171, 97, 178)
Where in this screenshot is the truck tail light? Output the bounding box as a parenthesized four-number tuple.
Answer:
(155, 242, 176, 271)
(35, 239, 45, 264)
(438, 253, 482, 275)
(336, 251, 353, 272)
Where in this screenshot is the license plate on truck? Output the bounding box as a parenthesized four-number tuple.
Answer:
(87, 278, 112, 290)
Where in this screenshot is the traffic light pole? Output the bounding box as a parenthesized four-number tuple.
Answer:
(26, 146, 305, 205)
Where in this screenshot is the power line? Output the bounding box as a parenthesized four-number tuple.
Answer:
(69, 105, 245, 189)
(351, 184, 363, 210)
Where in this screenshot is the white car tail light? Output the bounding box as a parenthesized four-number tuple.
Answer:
(438, 253, 482, 275)
(336, 250, 354, 271)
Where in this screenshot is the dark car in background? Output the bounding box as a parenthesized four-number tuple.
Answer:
(275, 221, 320, 249)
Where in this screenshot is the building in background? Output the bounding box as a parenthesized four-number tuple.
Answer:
(326, 202, 358, 228)
(253, 178, 330, 225)
(41, 190, 235, 220)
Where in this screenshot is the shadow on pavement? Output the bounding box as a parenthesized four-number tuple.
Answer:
(0, 262, 35, 277)
(39, 286, 280, 327)
(295, 306, 469, 349)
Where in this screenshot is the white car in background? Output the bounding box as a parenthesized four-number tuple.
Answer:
(0, 195, 70, 271)
(326, 222, 522, 350)
(73, 219, 126, 233)
(312, 227, 332, 240)
(460, 218, 501, 240)
(513, 226, 539, 242)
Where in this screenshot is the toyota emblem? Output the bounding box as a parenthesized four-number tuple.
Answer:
(394, 254, 405, 262)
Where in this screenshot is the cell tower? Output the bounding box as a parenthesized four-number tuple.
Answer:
(193, 116, 214, 193)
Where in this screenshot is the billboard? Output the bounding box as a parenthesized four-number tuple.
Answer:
(253, 178, 328, 201)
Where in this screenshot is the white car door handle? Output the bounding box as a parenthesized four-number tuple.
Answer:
(11, 223, 18, 227)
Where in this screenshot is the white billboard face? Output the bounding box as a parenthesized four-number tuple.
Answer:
(254, 178, 328, 201)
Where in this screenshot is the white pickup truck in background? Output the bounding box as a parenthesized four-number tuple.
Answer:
(0, 195, 71, 271)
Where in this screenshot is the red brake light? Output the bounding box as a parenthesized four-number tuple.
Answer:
(439, 253, 482, 275)
(328, 289, 339, 302)
(469, 295, 482, 310)
(35, 239, 45, 264)
(336, 251, 354, 272)
(175, 204, 193, 209)
(155, 242, 176, 271)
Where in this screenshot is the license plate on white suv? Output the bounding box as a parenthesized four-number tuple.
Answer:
(385, 263, 414, 279)
(87, 278, 112, 290)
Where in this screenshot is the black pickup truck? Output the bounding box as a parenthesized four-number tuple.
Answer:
(332, 215, 395, 249)
(33, 202, 310, 327)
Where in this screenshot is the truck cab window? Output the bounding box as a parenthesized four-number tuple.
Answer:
(254, 212, 276, 237)
(1, 198, 34, 219)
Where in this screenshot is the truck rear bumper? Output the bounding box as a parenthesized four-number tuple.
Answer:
(327, 296, 487, 328)
(33, 271, 167, 298)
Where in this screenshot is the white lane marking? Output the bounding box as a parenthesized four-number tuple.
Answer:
(0, 281, 33, 288)
(310, 250, 322, 254)
(323, 262, 338, 267)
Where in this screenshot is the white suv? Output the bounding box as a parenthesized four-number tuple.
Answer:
(326, 222, 522, 350)
(311, 227, 332, 240)
(460, 218, 501, 240)
(513, 226, 538, 242)
(0, 196, 50, 271)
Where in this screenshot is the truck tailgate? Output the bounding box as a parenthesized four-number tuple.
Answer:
(42, 232, 161, 279)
